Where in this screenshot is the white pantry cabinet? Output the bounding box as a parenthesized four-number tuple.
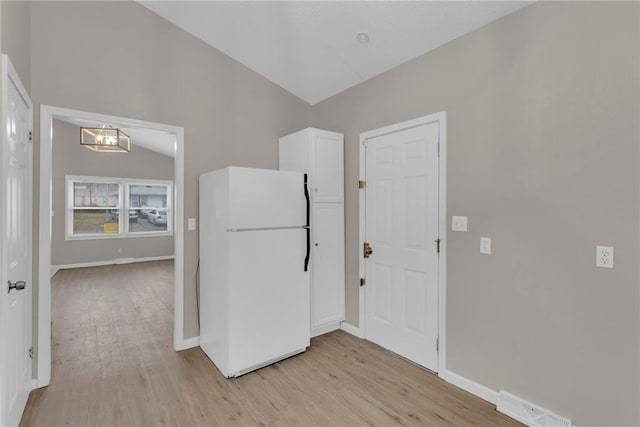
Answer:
(279, 128, 345, 337)
(279, 128, 344, 204)
(311, 204, 345, 331)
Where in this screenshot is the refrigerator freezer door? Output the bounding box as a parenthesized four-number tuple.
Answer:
(227, 228, 310, 376)
(227, 167, 306, 230)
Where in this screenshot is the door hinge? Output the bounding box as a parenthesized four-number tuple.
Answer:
(437, 139, 440, 155)
(28, 131, 33, 141)
(359, 180, 366, 189)
(28, 346, 33, 359)
(363, 242, 373, 258)
(436, 338, 439, 352)
(435, 238, 441, 253)
(360, 278, 366, 287)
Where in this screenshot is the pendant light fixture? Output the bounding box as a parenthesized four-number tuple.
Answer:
(80, 125, 131, 153)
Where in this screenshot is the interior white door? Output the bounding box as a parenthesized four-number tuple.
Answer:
(364, 122, 439, 371)
(1, 56, 33, 426)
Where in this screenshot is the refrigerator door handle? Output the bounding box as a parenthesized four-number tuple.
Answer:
(304, 174, 310, 272)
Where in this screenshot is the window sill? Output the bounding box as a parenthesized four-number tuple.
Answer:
(66, 232, 173, 241)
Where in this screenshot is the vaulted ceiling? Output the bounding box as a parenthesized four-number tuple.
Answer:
(140, 1, 532, 105)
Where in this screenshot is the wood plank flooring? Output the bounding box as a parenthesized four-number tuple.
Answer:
(21, 261, 521, 426)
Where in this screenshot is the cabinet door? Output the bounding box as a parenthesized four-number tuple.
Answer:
(312, 134, 343, 203)
(311, 204, 345, 330)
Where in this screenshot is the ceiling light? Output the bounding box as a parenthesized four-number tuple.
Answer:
(356, 33, 370, 44)
(80, 125, 131, 153)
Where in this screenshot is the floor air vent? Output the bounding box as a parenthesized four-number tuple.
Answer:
(497, 391, 572, 427)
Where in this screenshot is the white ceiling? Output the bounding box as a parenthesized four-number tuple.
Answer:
(57, 117, 176, 158)
(139, 1, 532, 105)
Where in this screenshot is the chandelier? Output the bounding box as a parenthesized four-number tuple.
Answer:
(80, 125, 131, 153)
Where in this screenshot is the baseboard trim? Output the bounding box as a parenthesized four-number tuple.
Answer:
(311, 322, 342, 338)
(52, 255, 175, 271)
(439, 369, 499, 405)
(35, 376, 49, 389)
(176, 336, 200, 351)
(50, 267, 60, 278)
(340, 321, 364, 338)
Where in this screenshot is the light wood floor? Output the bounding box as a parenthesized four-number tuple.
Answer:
(21, 260, 520, 426)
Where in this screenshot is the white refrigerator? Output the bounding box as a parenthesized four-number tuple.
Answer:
(198, 166, 311, 378)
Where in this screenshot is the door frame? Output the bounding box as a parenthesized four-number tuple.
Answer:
(37, 105, 186, 388)
(358, 111, 447, 373)
(0, 54, 34, 425)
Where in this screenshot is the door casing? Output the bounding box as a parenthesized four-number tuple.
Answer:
(38, 105, 186, 388)
(358, 111, 447, 373)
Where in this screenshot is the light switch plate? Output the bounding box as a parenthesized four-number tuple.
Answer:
(596, 245, 613, 268)
(480, 237, 492, 255)
(188, 218, 197, 231)
(452, 216, 468, 232)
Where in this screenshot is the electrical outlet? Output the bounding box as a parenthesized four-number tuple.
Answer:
(452, 216, 468, 232)
(188, 218, 197, 231)
(480, 237, 492, 255)
(596, 245, 614, 269)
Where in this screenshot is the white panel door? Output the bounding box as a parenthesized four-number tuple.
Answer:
(311, 204, 345, 331)
(364, 122, 439, 371)
(1, 56, 33, 427)
(312, 134, 343, 203)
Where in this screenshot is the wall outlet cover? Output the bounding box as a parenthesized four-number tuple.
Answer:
(452, 216, 468, 232)
(188, 218, 197, 231)
(480, 237, 491, 255)
(596, 245, 613, 269)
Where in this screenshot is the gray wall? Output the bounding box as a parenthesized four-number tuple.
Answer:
(1, 0, 30, 91)
(4, 1, 639, 425)
(51, 119, 174, 266)
(312, 2, 639, 426)
(29, 1, 311, 349)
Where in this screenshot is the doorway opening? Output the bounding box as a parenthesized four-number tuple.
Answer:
(358, 111, 447, 373)
(38, 106, 186, 387)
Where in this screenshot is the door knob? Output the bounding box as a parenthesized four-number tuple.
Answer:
(8, 280, 26, 293)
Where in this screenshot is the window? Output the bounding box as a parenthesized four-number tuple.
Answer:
(70, 181, 121, 236)
(128, 184, 170, 233)
(66, 176, 173, 239)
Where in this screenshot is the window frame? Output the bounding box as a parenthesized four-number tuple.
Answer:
(66, 175, 174, 240)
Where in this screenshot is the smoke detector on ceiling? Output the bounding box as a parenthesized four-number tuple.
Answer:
(356, 33, 370, 44)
